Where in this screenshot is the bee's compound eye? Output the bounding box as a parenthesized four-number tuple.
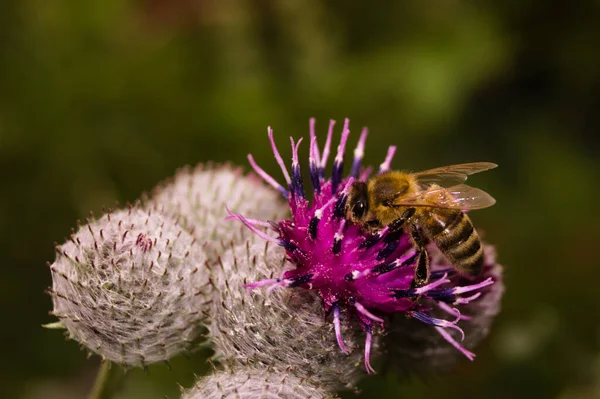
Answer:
(352, 201, 367, 219)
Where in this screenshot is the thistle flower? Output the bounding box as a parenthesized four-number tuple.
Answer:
(207, 233, 367, 391)
(151, 163, 287, 246)
(228, 118, 502, 374)
(47, 206, 211, 367)
(182, 366, 335, 399)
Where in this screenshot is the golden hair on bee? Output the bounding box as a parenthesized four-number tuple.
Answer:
(366, 171, 420, 226)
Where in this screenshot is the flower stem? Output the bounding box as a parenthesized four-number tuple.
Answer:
(87, 361, 123, 399)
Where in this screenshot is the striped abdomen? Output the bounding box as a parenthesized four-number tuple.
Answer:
(425, 209, 484, 276)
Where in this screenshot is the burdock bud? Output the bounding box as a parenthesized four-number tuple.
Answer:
(383, 244, 505, 376)
(182, 367, 335, 399)
(48, 207, 211, 367)
(207, 233, 369, 391)
(150, 163, 287, 245)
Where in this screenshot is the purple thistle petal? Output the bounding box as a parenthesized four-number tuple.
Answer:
(290, 137, 305, 199)
(309, 126, 321, 194)
(268, 127, 292, 187)
(364, 326, 376, 375)
(223, 215, 272, 228)
(377, 234, 402, 261)
(430, 268, 456, 280)
(244, 278, 281, 291)
(360, 166, 373, 182)
(378, 145, 397, 174)
(309, 118, 321, 164)
(414, 273, 451, 294)
(332, 119, 351, 193)
(332, 193, 347, 220)
(308, 214, 320, 240)
(358, 226, 390, 250)
(350, 127, 369, 178)
(319, 120, 335, 177)
(426, 277, 495, 302)
(266, 280, 286, 295)
(332, 219, 346, 255)
(286, 273, 314, 288)
(354, 301, 384, 324)
(369, 250, 415, 277)
(452, 277, 495, 294)
(247, 154, 288, 198)
(454, 292, 482, 305)
(437, 301, 473, 321)
(316, 195, 338, 216)
(334, 304, 350, 354)
(410, 311, 466, 341)
(225, 208, 281, 245)
(435, 326, 476, 361)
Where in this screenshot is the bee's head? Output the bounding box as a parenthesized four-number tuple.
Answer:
(347, 182, 369, 223)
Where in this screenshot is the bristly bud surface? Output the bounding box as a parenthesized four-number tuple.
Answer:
(48, 207, 211, 367)
(150, 163, 287, 245)
(207, 233, 369, 391)
(228, 118, 504, 374)
(182, 366, 336, 399)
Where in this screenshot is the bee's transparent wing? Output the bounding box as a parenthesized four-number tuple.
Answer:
(393, 184, 496, 210)
(413, 162, 498, 188)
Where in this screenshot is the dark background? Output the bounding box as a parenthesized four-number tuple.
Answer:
(1, 1, 599, 398)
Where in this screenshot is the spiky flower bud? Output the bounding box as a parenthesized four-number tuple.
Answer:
(48, 207, 211, 367)
(207, 233, 369, 391)
(151, 163, 287, 244)
(182, 367, 335, 399)
(383, 244, 504, 376)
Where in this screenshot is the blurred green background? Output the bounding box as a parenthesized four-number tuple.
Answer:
(1, 1, 599, 398)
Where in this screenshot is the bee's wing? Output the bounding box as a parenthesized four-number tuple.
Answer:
(393, 184, 496, 210)
(413, 162, 498, 188)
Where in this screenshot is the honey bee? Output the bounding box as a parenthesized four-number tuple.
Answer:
(346, 163, 497, 287)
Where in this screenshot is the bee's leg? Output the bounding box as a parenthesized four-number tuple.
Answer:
(387, 208, 416, 233)
(374, 208, 416, 260)
(409, 224, 430, 289)
(363, 219, 382, 232)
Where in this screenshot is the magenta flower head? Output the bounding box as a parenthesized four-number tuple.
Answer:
(228, 118, 501, 374)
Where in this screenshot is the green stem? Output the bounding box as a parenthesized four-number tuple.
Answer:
(87, 361, 122, 399)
